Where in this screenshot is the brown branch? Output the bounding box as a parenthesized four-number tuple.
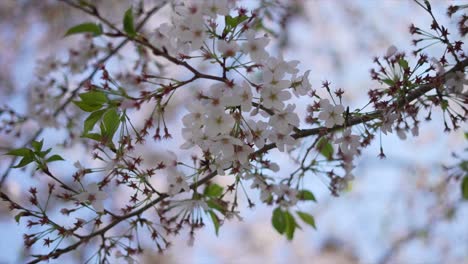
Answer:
(26, 58, 467, 263)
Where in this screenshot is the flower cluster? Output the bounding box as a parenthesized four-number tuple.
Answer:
(0, 0, 466, 262)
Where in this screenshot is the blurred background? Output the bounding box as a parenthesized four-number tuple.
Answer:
(0, 0, 467, 263)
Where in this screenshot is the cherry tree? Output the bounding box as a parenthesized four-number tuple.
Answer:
(0, 0, 467, 263)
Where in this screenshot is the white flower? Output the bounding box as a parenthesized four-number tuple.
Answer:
(75, 183, 107, 212)
(430, 57, 445, 75)
(292, 70, 312, 96)
(73, 161, 84, 170)
(261, 87, 291, 110)
(386, 45, 397, 57)
(265, 56, 297, 74)
(151, 23, 177, 55)
(268, 130, 296, 152)
(411, 125, 419, 137)
(181, 128, 210, 150)
(182, 102, 206, 128)
(241, 30, 269, 63)
(177, 12, 206, 51)
(262, 68, 291, 90)
(204, 110, 235, 137)
(335, 129, 360, 156)
(236, 81, 253, 112)
(396, 127, 407, 140)
(269, 104, 300, 133)
(318, 99, 345, 128)
(233, 144, 254, 165)
(380, 112, 398, 135)
(245, 119, 269, 148)
(445, 71, 467, 94)
(210, 135, 243, 159)
(203, 0, 230, 17)
(167, 169, 190, 196)
(115, 250, 134, 264)
(217, 40, 240, 58)
(274, 183, 298, 206)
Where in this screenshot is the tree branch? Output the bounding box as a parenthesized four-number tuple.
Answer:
(26, 57, 467, 263)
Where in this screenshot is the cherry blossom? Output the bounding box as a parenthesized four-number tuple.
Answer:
(318, 99, 345, 128)
(261, 87, 291, 110)
(217, 40, 240, 58)
(241, 30, 270, 63)
(335, 129, 360, 155)
(75, 183, 107, 213)
(166, 169, 190, 196)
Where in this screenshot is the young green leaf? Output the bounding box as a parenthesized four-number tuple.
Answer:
(296, 211, 317, 229)
(13, 156, 34, 168)
(73, 101, 103, 112)
(84, 109, 106, 134)
(461, 176, 468, 200)
(65, 22, 102, 37)
(272, 207, 286, 234)
(14, 212, 27, 224)
(297, 190, 317, 202)
(460, 161, 468, 172)
(208, 210, 220, 236)
(398, 58, 409, 69)
(6, 148, 33, 157)
(224, 15, 249, 29)
(206, 199, 226, 214)
(204, 184, 224, 198)
(82, 133, 102, 142)
(123, 8, 136, 37)
(38, 148, 52, 158)
(79, 91, 107, 105)
(102, 108, 120, 139)
(31, 140, 44, 153)
(284, 211, 297, 240)
(382, 78, 394, 86)
(317, 137, 333, 160)
(46, 155, 65, 163)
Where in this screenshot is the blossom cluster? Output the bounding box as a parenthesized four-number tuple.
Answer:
(0, 0, 466, 262)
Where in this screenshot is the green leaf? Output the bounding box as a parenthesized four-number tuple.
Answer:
(46, 155, 65, 163)
(317, 137, 333, 160)
(461, 177, 468, 200)
(79, 91, 107, 105)
(123, 8, 136, 37)
(73, 101, 103, 112)
(297, 190, 317, 202)
(15, 212, 27, 224)
(296, 211, 316, 229)
(38, 148, 52, 158)
(13, 156, 34, 168)
(272, 207, 286, 234)
(102, 108, 120, 139)
(460, 161, 468, 172)
(65, 22, 102, 37)
(204, 184, 223, 198)
(82, 133, 102, 141)
(207, 199, 225, 213)
(382, 78, 394, 86)
(441, 100, 449, 111)
(6, 148, 33, 157)
(208, 210, 220, 236)
(84, 109, 106, 134)
(225, 15, 249, 29)
(284, 211, 297, 240)
(398, 59, 409, 69)
(31, 140, 43, 153)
